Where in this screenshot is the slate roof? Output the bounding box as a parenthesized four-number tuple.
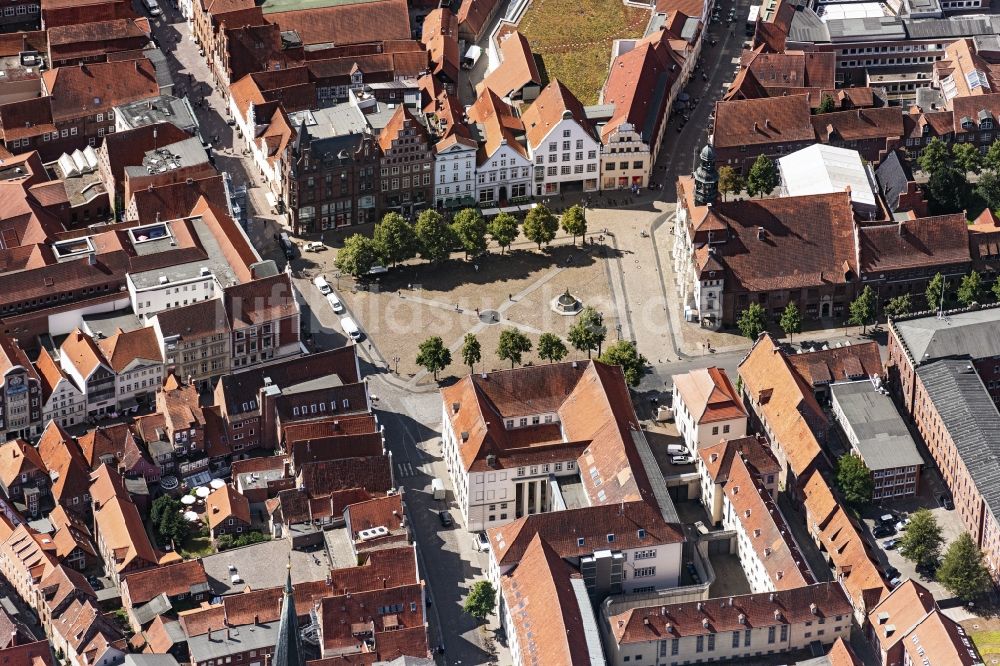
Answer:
(829, 380, 923, 471)
(874, 151, 914, 213)
(917, 358, 1000, 523)
(893, 308, 1000, 364)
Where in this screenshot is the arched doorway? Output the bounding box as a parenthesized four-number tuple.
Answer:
(821, 302, 832, 318)
(499, 186, 508, 204)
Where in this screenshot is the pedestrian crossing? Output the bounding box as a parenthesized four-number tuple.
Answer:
(396, 462, 418, 478)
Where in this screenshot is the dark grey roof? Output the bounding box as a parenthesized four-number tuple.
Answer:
(829, 381, 923, 471)
(917, 359, 1000, 521)
(788, 6, 830, 43)
(133, 593, 172, 626)
(893, 307, 1000, 363)
(875, 150, 913, 212)
(827, 16, 906, 41)
(903, 15, 1000, 39)
(273, 568, 302, 666)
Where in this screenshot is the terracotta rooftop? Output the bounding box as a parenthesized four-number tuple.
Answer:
(712, 94, 813, 149)
(0, 439, 46, 489)
(487, 500, 684, 568)
(501, 534, 595, 664)
(206, 484, 251, 530)
(266, 0, 409, 46)
(699, 435, 781, 485)
(441, 360, 658, 507)
(41, 58, 159, 122)
(95, 326, 162, 373)
(673, 366, 746, 425)
(467, 88, 528, 164)
(90, 465, 159, 573)
(610, 582, 851, 644)
(477, 31, 540, 100)
(123, 559, 209, 605)
(811, 107, 904, 143)
(224, 272, 297, 329)
(521, 80, 594, 150)
(786, 341, 883, 388)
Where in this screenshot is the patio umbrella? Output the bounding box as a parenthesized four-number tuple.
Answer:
(210, 478, 225, 490)
(195, 487, 210, 499)
(184, 511, 200, 522)
(181, 495, 196, 505)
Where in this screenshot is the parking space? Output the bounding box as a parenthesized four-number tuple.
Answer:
(858, 467, 967, 598)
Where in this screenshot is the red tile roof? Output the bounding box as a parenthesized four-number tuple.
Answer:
(488, 500, 683, 567)
(318, 583, 425, 655)
(0, 439, 46, 489)
(421, 8, 459, 82)
(327, 546, 418, 595)
(786, 341, 883, 388)
(712, 95, 813, 150)
(610, 582, 851, 644)
(128, 175, 229, 223)
(477, 31, 540, 100)
(521, 80, 593, 150)
(91, 465, 159, 573)
(699, 435, 781, 484)
(672, 366, 746, 424)
(501, 534, 593, 664)
(466, 88, 528, 164)
(224, 272, 298, 329)
(41, 59, 159, 122)
(811, 107, 904, 143)
(206, 484, 251, 530)
(267, 0, 410, 46)
(96, 326, 162, 373)
(37, 421, 90, 506)
(456, 0, 502, 38)
(123, 559, 209, 605)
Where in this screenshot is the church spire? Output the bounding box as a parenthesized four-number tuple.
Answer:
(694, 143, 719, 206)
(272, 561, 302, 666)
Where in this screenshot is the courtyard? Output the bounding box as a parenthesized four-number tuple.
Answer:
(330, 234, 619, 385)
(518, 0, 650, 104)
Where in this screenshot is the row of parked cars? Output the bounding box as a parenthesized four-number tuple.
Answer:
(312, 276, 362, 341)
(667, 444, 695, 466)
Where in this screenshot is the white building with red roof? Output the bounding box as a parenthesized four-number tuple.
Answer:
(671, 366, 747, 453)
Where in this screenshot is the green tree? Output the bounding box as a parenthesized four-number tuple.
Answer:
(899, 508, 944, 570)
(986, 141, 1000, 173)
(884, 293, 912, 319)
(372, 212, 417, 267)
(496, 328, 532, 368)
(718, 165, 744, 201)
(157, 507, 188, 546)
(334, 234, 378, 278)
(151, 495, 177, 527)
(817, 94, 836, 114)
(523, 205, 558, 249)
(958, 270, 984, 306)
(414, 209, 456, 263)
(835, 454, 874, 508)
(537, 332, 567, 363)
(451, 208, 488, 260)
(926, 272, 945, 311)
(848, 285, 877, 333)
(559, 205, 587, 245)
(599, 340, 648, 387)
(415, 336, 451, 380)
(736, 302, 767, 340)
(937, 532, 992, 602)
(487, 212, 519, 253)
(779, 301, 802, 341)
(953, 142, 984, 175)
(925, 167, 967, 215)
(568, 307, 607, 358)
(976, 169, 1000, 212)
(992, 277, 1000, 303)
(460, 333, 482, 373)
(918, 137, 951, 175)
(463, 580, 497, 622)
(746, 154, 779, 198)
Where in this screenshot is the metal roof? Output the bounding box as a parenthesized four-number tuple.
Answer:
(894, 307, 1000, 364)
(779, 145, 877, 209)
(917, 359, 1000, 522)
(830, 381, 923, 471)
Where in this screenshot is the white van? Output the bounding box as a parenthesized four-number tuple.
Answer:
(312, 276, 331, 295)
(431, 478, 446, 500)
(143, 0, 162, 15)
(666, 444, 688, 456)
(326, 292, 345, 314)
(340, 316, 361, 340)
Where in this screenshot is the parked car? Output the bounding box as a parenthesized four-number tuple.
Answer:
(670, 454, 695, 465)
(883, 538, 901, 550)
(326, 293, 345, 314)
(939, 494, 954, 510)
(895, 518, 911, 532)
(873, 524, 895, 538)
(475, 531, 489, 551)
(304, 241, 325, 252)
(368, 265, 389, 275)
(438, 510, 453, 527)
(694, 521, 710, 535)
(312, 276, 332, 295)
(879, 513, 896, 526)
(884, 565, 900, 580)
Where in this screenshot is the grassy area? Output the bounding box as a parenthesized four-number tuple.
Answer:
(179, 530, 214, 558)
(970, 630, 1000, 657)
(518, 0, 649, 104)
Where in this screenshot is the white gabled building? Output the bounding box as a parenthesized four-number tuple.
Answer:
(671, 366, 747, 454)
(96, 328, 164, 414)
(59, 329, 117, 418)
(433, 132, 478, 209)
(467, 89, 534, 206)
(35, 348, 86, 430)
(521, 80, 601, 196)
